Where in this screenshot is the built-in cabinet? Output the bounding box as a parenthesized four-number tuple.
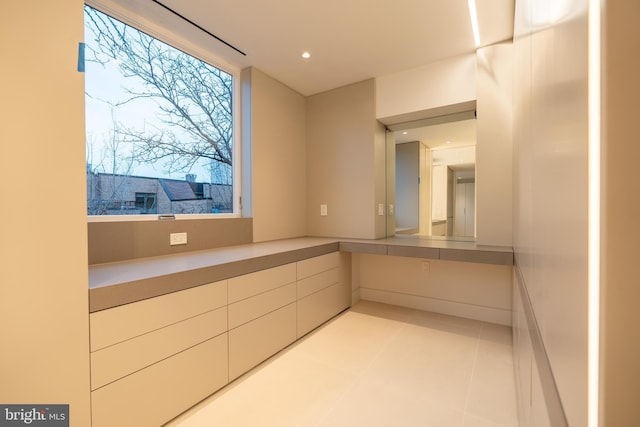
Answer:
(228, 263, 298, 380)
(89, 252, 347, 427)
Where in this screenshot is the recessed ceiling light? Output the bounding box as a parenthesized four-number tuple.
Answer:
(301, 52, 311, 59)
(402, 131, 408, 135)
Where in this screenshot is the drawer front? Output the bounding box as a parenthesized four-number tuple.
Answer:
(91, 306, 227, 390)
(90, 280, 227, 351)
(228, 263, 296, 304)
(297, 267, 340, 299)
(297, 283, 348, 338)
(228, 282, 296, 329)
(91, 334, 228, 427)
(297, 252, 339, 280)
(228, 303, 296, 380)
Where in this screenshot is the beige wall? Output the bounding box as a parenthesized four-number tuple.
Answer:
(375, 54, 477, 120)
(247, 68, 308, 242)
(475, 43, 513, 247)
(0, 1, 91, 424)
(600, 0, 640, 424)
(512, 0, 589, 425)
(306, 80, 385, 239)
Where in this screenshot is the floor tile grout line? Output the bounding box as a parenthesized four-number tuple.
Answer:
(460, 328, 482, 427)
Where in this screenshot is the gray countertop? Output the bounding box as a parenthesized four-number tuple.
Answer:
(89, 236, 513, 313)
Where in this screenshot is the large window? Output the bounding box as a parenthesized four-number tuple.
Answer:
(84, 5, 235, 217)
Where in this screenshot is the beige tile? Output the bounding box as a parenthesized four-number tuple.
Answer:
(464, 332, 519, 426)
(349, 299, 422, 322)
(287, 310, 405, 376)
(166, 301, 518, 427)
(362, 323, 479, 412)
(478, 322, 513, 362)
(166, 353, 357, 427)
(317, 375, 465, 427)
(462, 413, 507, 427)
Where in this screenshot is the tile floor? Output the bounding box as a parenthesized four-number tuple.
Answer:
(165, 300, 519, 427)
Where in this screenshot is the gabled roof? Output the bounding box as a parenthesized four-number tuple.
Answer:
(158, 179, 197, 201)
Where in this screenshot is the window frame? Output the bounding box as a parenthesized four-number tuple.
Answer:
(85, 0, 242, 223)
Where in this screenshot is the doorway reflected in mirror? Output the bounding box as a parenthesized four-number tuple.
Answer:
(390, 116, 476, 240)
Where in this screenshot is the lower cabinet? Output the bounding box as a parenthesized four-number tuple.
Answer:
(89, 251, 349, 426)
(91, 335, 228, 427)
(89, 280, 229, 427)
(297, 252, 350, 337)
(297, 282, 347, 337)
(229, 303, 297, 380)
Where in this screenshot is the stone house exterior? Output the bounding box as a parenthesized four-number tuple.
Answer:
(86, 171, 232, 215)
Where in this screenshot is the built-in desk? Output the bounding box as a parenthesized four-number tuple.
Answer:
(89, 236, 513, 312)
(87, 236, 513, 427)
(340, 236, 513, 266)
(89, 237, 339, 312)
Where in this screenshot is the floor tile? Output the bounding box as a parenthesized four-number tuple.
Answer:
(465, 324, 519, 426)
(316, 375, 465, 427)
(165, 301, 519, 427)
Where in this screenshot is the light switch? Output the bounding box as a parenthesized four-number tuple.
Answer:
(378, 203, 384, 216)
(320, 204, 328, 216)
(388, 204, 394, 215)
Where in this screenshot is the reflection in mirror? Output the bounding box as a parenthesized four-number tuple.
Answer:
(389, 115, 476, 240)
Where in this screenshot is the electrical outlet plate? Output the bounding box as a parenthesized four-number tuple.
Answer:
(170, 232, 188, 246)
(320, 204, 328, 216)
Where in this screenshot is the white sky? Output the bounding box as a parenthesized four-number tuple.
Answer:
(84, 13, 214, 184)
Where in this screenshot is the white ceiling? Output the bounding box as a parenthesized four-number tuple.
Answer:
(149, 0, 514, 96)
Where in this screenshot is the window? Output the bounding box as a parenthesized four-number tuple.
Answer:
(84, 5, 236, 217)
(135, 193, 157, 214)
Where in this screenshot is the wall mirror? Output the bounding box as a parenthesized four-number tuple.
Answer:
(385, 110, 477, 241)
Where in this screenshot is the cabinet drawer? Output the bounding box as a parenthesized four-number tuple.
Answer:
(297, 267, 339, 299)
(297, 283, 348, 337)
(228, 264, 296, 304)
(297, 252, 339, 280)
(228, 282, 296, 329)
(90, 280, 227, 351)
(228, 303, 296, 380)
(91, 334, 228, 427)
(91, 306, 227, 390)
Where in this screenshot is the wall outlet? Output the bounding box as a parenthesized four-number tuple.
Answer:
(421, 261, 430, 272)
(320, 204, 328, 216)
(388, 204, 394, 215)
(170, 232, 188, 246)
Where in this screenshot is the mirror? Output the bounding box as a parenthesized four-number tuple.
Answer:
(386, 111, 476, 240)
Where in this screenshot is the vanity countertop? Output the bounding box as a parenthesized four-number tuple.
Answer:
(89, 236, 513, 313)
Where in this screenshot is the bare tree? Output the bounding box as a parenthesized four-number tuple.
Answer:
(84, 5, 233, 179)
(86, 117, 137, 215)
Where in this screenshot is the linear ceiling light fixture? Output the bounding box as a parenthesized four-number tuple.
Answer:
(467, 0, 481, 47)
(151, 0, 247, 56)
